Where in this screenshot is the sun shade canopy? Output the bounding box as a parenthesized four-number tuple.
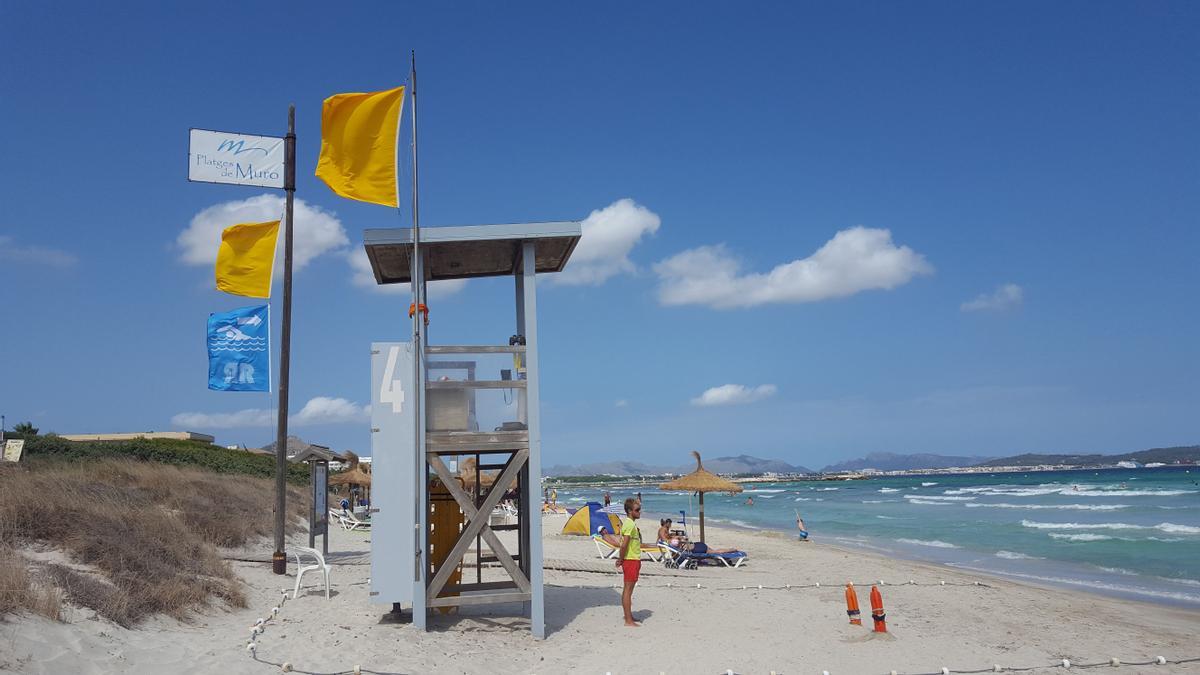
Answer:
(329, 466, 372, 487)
(658, 451, 742, 544)
(659, 451, 744, 494)
(362, 221, 583, 285)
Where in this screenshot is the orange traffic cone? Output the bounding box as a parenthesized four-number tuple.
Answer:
(844, 584, 862, 625)
(870, 585, 887, 633)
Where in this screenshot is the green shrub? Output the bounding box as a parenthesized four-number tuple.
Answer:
(22, 436, 310, 484)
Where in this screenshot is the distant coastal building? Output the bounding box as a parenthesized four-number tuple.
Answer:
(61, 431, 215, 443)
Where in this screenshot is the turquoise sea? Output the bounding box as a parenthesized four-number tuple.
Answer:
(553, 467, 1200, 608)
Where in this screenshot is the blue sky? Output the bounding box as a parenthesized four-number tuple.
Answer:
(1, 2, 1196, 469)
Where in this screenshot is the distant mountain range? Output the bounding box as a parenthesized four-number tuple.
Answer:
(820, 452, 994, 473)
(704, 455, 813, 475)
(543, 454, 812, 477)
(542, 461, 675, 477)
(543, 444, 1200, 478)
(977, 445, 1200, 468)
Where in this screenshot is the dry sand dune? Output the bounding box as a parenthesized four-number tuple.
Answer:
(3, 514, 1198, 674)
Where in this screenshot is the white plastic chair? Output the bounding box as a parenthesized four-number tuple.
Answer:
(290, 546, 330, 599)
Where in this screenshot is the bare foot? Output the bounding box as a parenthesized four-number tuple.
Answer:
(624, 620, 641, 627)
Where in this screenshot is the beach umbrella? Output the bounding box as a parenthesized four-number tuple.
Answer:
(658, 451, 742, 543)
(329, 451, 372, 504)
(457, 457, 497, 497)
(328, 465, 372, 487)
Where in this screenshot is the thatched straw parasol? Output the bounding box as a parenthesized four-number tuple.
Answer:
(457, 457, 498, 497)
(329, 451, 372, 503)
(658, 451, 743, 543)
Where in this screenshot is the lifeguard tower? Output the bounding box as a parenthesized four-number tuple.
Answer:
(364, 222, 581, 639)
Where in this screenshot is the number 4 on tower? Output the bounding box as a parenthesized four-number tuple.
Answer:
(380, 346, 405, 413)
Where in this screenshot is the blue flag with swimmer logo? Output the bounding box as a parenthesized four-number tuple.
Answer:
(207, 304, 270, 392)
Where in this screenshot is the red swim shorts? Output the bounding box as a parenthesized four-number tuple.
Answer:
(621, 559, 641, 583)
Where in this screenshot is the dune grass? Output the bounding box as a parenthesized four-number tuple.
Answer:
(0, 459, 307, 626)
(0, 547, 62, 621)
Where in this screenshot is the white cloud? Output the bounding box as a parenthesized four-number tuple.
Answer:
(551, 198, 661, 285)
(176, 194, 349, 278)
(615, 399, 629, 408)
(961, 283, 1023, 312)
(171, 396, 368, 429)
(346, 246, 468, 299)
(291, 396, 370, 425)
(654, 226, 933, 309)
(170, 408, 274, 429)
(0, 235, 77, 267)
(690, 384, 778, 407)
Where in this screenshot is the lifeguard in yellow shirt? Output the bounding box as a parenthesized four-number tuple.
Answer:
(616, 497, 643, 627)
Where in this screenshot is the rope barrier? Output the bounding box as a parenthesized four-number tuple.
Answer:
(236, 580, 1197, 675)
(876, 654, 1199, 674)
(241, 588, 406, 675)
(718, 657, 1199, 674)
(547, 579, 991, 591)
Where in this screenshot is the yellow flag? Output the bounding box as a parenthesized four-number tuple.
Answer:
(315, 85, 405, 207)
(215, 220, 280, 298)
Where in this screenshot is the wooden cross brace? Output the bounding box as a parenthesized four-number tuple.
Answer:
(426, 449, 531, 603)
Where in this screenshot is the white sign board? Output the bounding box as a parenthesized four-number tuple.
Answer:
(188, 128, 285, 189)
(3, 439, 25, 463)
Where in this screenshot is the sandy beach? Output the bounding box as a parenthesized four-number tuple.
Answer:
(2, 513, 1198, 674)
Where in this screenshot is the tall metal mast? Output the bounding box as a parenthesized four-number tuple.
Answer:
(408, 50, 425, 589)
(272, 105, 297, 575)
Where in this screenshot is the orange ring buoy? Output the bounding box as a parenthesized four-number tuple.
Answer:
(408, 303, 429, 325)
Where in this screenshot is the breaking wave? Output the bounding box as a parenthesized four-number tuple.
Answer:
(896, 538, 959, 548)
(944, 483, 1196, 498)
(1049, 533, 1114, 542)
(995, 550, 1040, 560)
(1020, 520, 1200, 535)
(965, 503, 1129, 511)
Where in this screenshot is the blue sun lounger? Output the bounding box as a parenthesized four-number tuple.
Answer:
(704, 549, 748, 568)
(661, 541, 748, 569)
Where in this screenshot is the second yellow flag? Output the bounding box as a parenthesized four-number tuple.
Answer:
(315, 85, 405, 207)
(215, 220, 280, 298)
